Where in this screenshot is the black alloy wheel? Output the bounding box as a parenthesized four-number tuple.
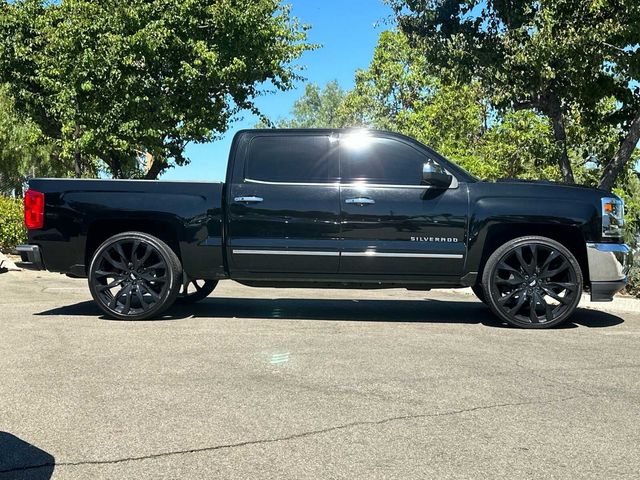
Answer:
(482, 236, 583, 328)
(176, 279, 218, 304)
(471, 284, 487, 304)
(88, 232, 182, 320)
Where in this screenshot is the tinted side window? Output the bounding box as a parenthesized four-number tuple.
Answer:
(246, 135, 336, 183)
(341, 136, 426, 185)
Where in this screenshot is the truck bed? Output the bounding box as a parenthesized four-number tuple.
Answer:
(26, 178, 226, 279)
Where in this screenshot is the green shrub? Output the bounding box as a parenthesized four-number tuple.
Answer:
(625, 250, 640, 298)
(0, 195, 26, 252)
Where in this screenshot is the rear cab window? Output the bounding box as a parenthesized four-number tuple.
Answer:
(245, 135, 338, 183)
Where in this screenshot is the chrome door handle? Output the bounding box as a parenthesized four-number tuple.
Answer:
(345, 197, 375, 205)
(234, 196, 263, 203)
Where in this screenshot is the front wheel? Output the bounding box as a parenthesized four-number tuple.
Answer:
(481, 236, 583, 329)
(88, 232, 183, 320)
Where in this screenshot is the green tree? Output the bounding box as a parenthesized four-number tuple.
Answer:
(340, 30, 560, 180)
(0, 0, 314, 179)
(389, 0, 640, 190)
(0, 85, 59, 195)
(275, 81, 348, 128)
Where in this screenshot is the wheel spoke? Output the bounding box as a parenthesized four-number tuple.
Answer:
(109, 283, 132, 309)
(540, 251, 560, 275)
(530, 244, 538, 271)
(508, 293, 527, 315)
(541, 286, 571, 305)
(496, 276, 523, 286)
(131, 240, 141, 268)
(138, 244, 152, 267)
(497, 261, 524, 278)
(515, 247, 532, 274)
(136, 287, 149, 311)
(122, 286, 132, 314)
(95, 269, 120, 278)
(545, 260, 569, 277)
(540, 294, 554, 322)
(498, 287, 525, 304)
(545, 281, 575, 291)
(529, 292, 539, 323)
(140, 282, 160, 301)
(97, 277, 125, 292)
(103, 251, 126, 270)
(140, 273, 166, 283)
(114, 243, 128, 264)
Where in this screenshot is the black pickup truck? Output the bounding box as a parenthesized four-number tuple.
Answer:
(17, 129, 631, 328)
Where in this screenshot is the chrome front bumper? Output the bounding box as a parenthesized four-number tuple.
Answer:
(586, 243, 632, 301)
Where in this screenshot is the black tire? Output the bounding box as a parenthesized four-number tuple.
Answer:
(176, 279, 218, 304)
(481, 236, 583, 329)
(88, 231, 182, 320)
(471, 284, 487, 304)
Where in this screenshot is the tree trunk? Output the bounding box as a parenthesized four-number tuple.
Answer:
(74, 149, 82, 178)
(548, 107, 575, 184)
(74, 124, 82, 178)
(143, 158, 167, 180)
(598, 111, 640, 192)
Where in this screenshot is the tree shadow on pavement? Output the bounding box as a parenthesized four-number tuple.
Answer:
(0, 432, 54, 480)
(35, 297, 624, 329)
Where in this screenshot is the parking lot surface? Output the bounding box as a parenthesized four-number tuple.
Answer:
(1, 269, 639, 479)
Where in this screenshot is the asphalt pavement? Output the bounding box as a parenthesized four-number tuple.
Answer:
(1, 269, 639, 479)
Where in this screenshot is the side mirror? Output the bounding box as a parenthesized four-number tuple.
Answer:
(422, 161, 452, 188)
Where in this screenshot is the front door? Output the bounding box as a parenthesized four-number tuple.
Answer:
(227, 132, 341, 275)
(338, 132, 468, 277)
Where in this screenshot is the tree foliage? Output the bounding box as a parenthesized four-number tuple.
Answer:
(0, 85, 60, 195)
(388, 0, 640, 190)
(274, 81, 348, 128)
(0, 0, 313, 179)
(329, 30, 560, 180)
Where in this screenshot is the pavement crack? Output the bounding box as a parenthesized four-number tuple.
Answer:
(513, 360, 597, 397)
(0, 395, 581, 474)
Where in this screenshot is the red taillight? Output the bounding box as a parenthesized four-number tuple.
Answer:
(24, 189, 44, 229)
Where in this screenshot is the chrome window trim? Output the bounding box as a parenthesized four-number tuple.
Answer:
(245, 178, 339, 187)
(244, 178, 458, 189)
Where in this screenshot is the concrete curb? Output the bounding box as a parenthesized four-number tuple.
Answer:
(0, 252, 21, 273)
(443, 287, 639, 315)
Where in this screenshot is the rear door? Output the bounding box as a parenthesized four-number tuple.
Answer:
(227, 132, 341, 275)
(338, 132, 468, 277)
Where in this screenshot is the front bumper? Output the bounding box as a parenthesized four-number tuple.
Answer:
(15, 245, 44, 270)
(586, 243, 632, 302)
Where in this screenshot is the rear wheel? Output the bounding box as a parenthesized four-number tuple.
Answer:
(88, 232, 182, 320)
(482, 236, 582, 329)
(176, 279, 217, 304)
(471, 284, 487, 304)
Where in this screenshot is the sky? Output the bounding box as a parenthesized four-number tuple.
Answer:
(162, 0, 394, 182)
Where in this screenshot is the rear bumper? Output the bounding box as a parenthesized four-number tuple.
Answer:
(586, 243, 631, 302)
(15, 245, 44, 270)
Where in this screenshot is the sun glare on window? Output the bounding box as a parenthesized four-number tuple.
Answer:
(341, 130, 372, 150)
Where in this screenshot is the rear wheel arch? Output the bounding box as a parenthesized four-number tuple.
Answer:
(85, 219, 181, 275)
